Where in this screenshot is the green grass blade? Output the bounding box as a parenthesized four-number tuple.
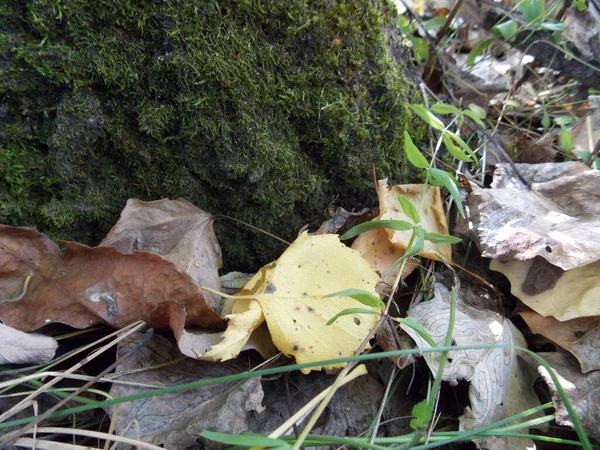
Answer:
(325, 289, 385, 310)
(339, 219, 413, 240)
(326, 308, 381, 326)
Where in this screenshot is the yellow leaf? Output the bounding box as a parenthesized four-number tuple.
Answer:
(205, 232, 381, 373)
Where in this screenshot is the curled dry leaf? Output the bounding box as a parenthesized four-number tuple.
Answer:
(0, 225, 225, 332)
(352, 179, 452, 284)
(377, 179, 452, 261)
(459, 163, 600, 270)
(100, 198, 223, 310)
(523, 351, 600, 442)
(401, 283, 541, 449)
(201, 232, 381, 373)
(519, 311, 600, 373)
(0, 324, 58, 365)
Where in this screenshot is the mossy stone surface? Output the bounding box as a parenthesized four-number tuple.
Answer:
(1, 0, 426, 270)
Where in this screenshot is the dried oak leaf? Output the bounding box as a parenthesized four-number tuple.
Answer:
(524, 351, 600, 442)
(459, 162, 600, 270)
(0, 225, 224, 332)
(100, 198, 223, 310)
(519, 312, 600, 373)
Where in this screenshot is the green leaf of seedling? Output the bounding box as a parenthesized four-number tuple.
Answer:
(326, 308, 381, 326)
(466, 38, 494, 66)
(423, 231, 462, 244)
(403, 131, 430, 169)
(325, 289, 385, 310)
(554, 115, 576, 127)
(493, 20, 519, 42)
(398, 195, 421, 223)
(541, 110, 550, 129)
(412, 37, 430, 63)
(430, 103, 461, 115)
(200, 431, 290, 448)
(339, 219, 413, 240)
(409, 104, 445, 130)
(540, 20, 566, 31)
(446, 132, 479, 163)
(422, 15, 447, 31)
(462, 109, 486, 128)
(442, 132, 473, 162)
(430, 168, 465, 217)
(397, 317, 438, 348)
(560, 126, 573, 152)
(403, 225, 425, 260)
(518, 0, 545, 23)
(410, 400, 433, 431)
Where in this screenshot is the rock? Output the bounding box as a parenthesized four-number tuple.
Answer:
(0, 0, 426, 270)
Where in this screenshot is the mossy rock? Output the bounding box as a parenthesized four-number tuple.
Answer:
(1, 0, 427, 270)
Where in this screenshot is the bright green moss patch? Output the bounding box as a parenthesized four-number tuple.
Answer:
(1, 0, 426, 270)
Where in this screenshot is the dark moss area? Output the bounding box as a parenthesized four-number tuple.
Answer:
(1, 0, 426, 270)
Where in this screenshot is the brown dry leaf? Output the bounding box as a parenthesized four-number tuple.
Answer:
(0, 225, 224, 332)
(100, 198, 223, 310)
(0, 324, 58, 365)
(108, 333, 411, 449)
(519, 311, 600, 373)
(458, 163, 600, 270)
(524, 351, 600, 442)
(401, 283, 542, 450)
(107, 333, 265, 450)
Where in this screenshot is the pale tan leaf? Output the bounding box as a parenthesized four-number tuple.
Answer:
(0, 324, 57, 365)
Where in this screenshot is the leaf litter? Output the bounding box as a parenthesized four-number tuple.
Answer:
(1, 160, 599, 449)
(2, 1, 600, 446)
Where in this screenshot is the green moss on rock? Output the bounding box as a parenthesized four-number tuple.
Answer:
(1, 0, 426, 270)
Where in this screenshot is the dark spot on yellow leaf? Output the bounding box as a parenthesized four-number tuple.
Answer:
(265, 283, 277, 293)
(293, 345, 299, 351)
(354, 317, 361, 325)
(307, 306, 314, 312)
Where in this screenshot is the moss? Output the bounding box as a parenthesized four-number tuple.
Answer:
(1, 0, 426, 270)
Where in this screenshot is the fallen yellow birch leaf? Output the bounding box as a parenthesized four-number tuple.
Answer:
(204, 232, 381, 373)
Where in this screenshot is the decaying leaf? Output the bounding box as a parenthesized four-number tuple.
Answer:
(201, 232, 381, 373)
(491, 259, 600, 321)
(401, 283, 541, 449)
(460, 163, 600, 270)
(0, 225, 224, 332)
(100, 198, 223, 310)
(0, 324, 58, 365)
(107, 333, 265, 450)
(524, 351, 600, 442)
(519, 312, 600, 373)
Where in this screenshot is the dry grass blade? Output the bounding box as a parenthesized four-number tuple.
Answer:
(0, 321, 146, 446)
(14, 426, 167, 450)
